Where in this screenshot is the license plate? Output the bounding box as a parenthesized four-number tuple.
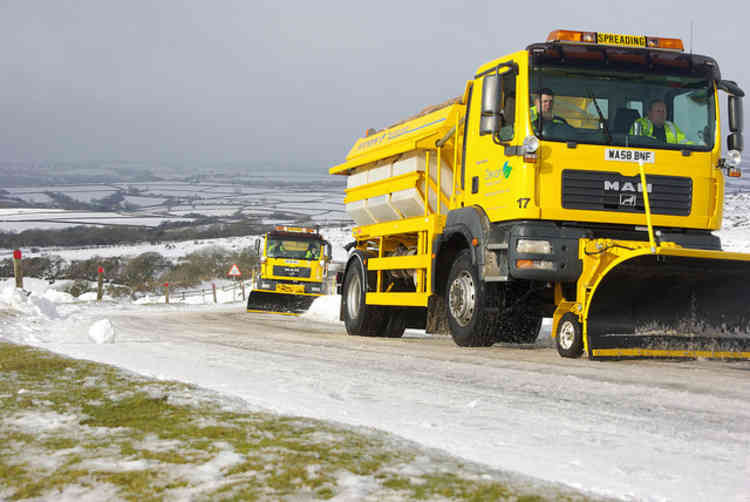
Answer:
(596, 32, 646, 48)
(277, 284, 304, 294)
(605, 148, 654, 163)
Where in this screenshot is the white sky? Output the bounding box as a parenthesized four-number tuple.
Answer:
(2, 0, 748, 169)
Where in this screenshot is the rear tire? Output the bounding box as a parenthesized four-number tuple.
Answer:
(342, 259, 383, 337)
(446, 250, 496, 347)
(556, 312, 583, 358)
(380, 309, 407, 338)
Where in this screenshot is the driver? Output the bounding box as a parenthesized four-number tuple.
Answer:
(268, 241, 284, 257)
(630, 99, 689, 144)
(530, 88, 568, 133)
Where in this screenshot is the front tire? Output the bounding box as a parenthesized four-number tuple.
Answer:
(446, 250, 497, 347)
(342, 259, 383, 337)
(556, 312, 583, 358)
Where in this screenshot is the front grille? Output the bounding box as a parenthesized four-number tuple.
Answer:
(562, 170, 692, 216)
(273, 265, 311, 278)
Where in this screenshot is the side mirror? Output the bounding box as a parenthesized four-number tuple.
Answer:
(728, 132, 744, 152)
(479, 74, 501, 136)
(729, 95, 743, 133)
(325, 242, 332, 259)
(254, 238, 261, 256)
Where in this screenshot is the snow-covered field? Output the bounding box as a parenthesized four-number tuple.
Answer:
(3, 195, 750, 501)
(1, 178, 349, 231)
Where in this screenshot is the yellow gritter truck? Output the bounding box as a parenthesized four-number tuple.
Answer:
(330, 29, 750, 359)
(247, 226, 333, 315)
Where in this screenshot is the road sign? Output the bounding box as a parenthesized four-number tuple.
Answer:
(227, 264, 242, 277)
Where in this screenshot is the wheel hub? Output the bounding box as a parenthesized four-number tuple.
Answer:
(559, 320, 576, 350)
(346, 273, 361, 320)
(449, 270, 475, 327)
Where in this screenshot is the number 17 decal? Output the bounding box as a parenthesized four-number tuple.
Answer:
(517, 197, 530, 208)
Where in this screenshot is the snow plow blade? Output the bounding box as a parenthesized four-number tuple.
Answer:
(246, 290, 317, 315)
(578, 241, 750, 360)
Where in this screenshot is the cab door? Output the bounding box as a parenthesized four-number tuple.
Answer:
(463, 59, 523, 222)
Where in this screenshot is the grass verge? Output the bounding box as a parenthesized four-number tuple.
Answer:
(0, 342, 606, 501)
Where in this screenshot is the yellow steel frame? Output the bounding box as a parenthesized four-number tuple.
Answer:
(358, 213, 446, 307)
(250, 288, 323, 297)
(345, 108, 464, 309)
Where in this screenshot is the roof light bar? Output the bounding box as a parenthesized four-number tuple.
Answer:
(546, 30, 684, 51)
(274, 225, 316, 234)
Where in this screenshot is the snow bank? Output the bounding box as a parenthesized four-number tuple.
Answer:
(132, 295, 155, 305)
(88, 319, 116, 344)
(42, 289, 76, 304)
(302, 295, 342, 323)
(1, 277, 54, 296)
(78, 292, 104, 301)
(0, 282, 59, 319)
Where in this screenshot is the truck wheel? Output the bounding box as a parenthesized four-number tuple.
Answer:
(446, 250, 496, 347)
(342, 260, 383, 337)
(556, 312, 583, 358)
(381, 309, 407, 338)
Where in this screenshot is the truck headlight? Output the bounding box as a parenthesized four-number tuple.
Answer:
(516, 239, 553, 254)
(726, 149, 742, 168)
(522, 136, 539, 163)
(523, 135, 539, 153)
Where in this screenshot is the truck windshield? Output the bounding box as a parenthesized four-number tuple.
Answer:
(530, 66, 715, 150)
(267, 238, 321, 260)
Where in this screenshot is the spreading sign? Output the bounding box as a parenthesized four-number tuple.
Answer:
(227, 264, 242, 277)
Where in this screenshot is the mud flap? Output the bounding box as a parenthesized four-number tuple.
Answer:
(586, 251, 750, 360)
(246, 291, 317, 315)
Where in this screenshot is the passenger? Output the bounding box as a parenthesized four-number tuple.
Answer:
(305, 244, 319, 259)
(630, 99, 690, 144)
(529, 88, 568, 132)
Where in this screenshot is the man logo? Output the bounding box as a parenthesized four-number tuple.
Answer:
(620, 194, 637, 207)
(604, 180, 652, 193)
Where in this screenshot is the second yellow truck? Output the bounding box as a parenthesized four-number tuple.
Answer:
(247, 226, 333, 314)
(330, 29, 750, 359)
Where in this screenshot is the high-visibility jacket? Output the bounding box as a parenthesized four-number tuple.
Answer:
(630, 117, 689, 144)
(529, 106, 568, 128)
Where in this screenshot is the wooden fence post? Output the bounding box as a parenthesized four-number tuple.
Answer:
(13, 250, 23, 289)
(97, 266, 104, 302)
(212, 283, 217, 304)
(164, 282, 169, 304)
(240, 278, 246, 301)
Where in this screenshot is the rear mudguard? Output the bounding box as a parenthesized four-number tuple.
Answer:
(553, 239, 750, 360)
(246, 290, 317, 315)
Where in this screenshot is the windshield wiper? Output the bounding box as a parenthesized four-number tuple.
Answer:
(587, 88, 612, 145)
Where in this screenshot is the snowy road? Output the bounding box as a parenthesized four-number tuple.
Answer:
(42, 307, 750, 502)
